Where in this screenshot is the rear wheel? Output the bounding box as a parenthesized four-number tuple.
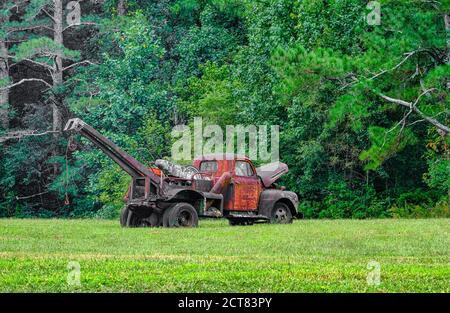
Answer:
(126, 211, 140, 227)
(164, 203, 198, 228)
(147, 212, 161, 227)
(120, 207, 129, 227)
(270, 202, 293, 224)
(121, 207, 161, 227)
(126, 211, 151, 227)
(162, 206, 174, 227)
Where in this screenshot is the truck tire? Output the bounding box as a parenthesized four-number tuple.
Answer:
(164, 203, 198, 228)
(126, 210, 151, 227)
(126, 211, 140, 227)
(162, 206, 174, 227)
(120, 206, 129, 227)
(148, 213, 161, 227)
(270, 202, 293, 224)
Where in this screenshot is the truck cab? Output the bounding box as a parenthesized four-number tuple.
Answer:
(192, 154, 299, 225)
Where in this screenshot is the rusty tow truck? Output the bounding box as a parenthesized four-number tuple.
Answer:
(64, 118, 299, 227)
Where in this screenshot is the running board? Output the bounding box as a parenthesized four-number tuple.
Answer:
(226, 214, 269, 220)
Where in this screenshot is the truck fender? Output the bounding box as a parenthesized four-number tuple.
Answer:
(258, 189, 299, 218)
(164, 189, 207, 213)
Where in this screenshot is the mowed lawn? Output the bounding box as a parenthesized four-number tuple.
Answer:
(0, 218, 448, 292)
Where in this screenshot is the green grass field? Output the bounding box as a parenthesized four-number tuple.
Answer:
(0, 218, 449, 292)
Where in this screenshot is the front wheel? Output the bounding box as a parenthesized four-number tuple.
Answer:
(163, 203, 198, 228)
(270, 202, 293, 224)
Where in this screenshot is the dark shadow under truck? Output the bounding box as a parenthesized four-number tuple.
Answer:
(64, 118, 299, 228)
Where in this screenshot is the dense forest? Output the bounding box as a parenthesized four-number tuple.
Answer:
(0, 0, 448, 219)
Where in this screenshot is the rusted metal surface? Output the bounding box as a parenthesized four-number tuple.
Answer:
(64, 119, 299, 227)
(256, 162, 289, 188)
(257, 189, 299, 218)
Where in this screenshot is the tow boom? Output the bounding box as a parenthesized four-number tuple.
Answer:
(64, 118, 158, 182)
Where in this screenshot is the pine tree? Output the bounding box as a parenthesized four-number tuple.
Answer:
(9, 0, 96, 133)
(0, 8, 9, 130)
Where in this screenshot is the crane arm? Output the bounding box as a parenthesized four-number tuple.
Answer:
(64, 118, 157, 180)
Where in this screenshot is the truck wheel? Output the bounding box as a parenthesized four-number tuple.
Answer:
(147, 213, 161, 227)
(270, 202, 293, 224)
(162, 206, 173, 227)
(120, 207, 129, 227)
(164, 203, 198, 228)
(126, 211, 140, 227)
(126, 211, 151, 227)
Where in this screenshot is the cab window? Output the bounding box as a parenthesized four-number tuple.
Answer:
(200, 161, 218, 173)
(235, 161, 254, 177)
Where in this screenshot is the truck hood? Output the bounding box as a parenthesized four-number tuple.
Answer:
(256, 161, 289, 188)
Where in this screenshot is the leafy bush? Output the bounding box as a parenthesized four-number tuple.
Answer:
(389, 200, 450, 218)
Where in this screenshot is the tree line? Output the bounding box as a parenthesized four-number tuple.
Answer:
(0, 0, 448, 218)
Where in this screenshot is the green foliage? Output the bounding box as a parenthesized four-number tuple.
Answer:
(13, 37, 80, 62)
(70, 12, 168, 130)
(389, 200, 450, 219)
(360, 126, 418, 170)
(422, 132, 450, 194)
(177, 62, 241, 126)
(1, 0, 448, 219)
(23, 0, 51, 21)
(95, 165, 130, 218)
(136, 112, 173, 161)
(173, 8, 240, 81)
(272, 44, 348, 105)
(292, 0, 365, 54)
(312, 178, 389, 219)
(424, 157, 450, 193)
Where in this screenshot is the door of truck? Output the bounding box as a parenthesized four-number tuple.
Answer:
(232, 160, 261, 211)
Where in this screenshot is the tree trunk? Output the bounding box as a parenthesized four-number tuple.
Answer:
(50, 0, 64, 175)
(52, 0, 63, 133)
(0, 39, 9, 130)
(445, 14, 450, 60)
(0, 11, 9, 130)
(118, 0, 126, 16)
(444, 14, 450, 91)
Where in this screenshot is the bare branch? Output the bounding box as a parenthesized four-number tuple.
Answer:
(62, 60, 96, 72)
(379, 93, 412, 109)
(26, 4, 51, 22)
(16, 191, 50, 200)
(378, 89, 450, 133)
(368, 50, 418, 81)
(63, 22, 98, 32)
(42, 8, 56, 23)
(20, 58, 54, 71)
(0, 78, 52, 91)
(0, 130, 59, 143)
(6, 24, 53, 35)
(407, 111, 448, 128)
(340, 49, 427, 91)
